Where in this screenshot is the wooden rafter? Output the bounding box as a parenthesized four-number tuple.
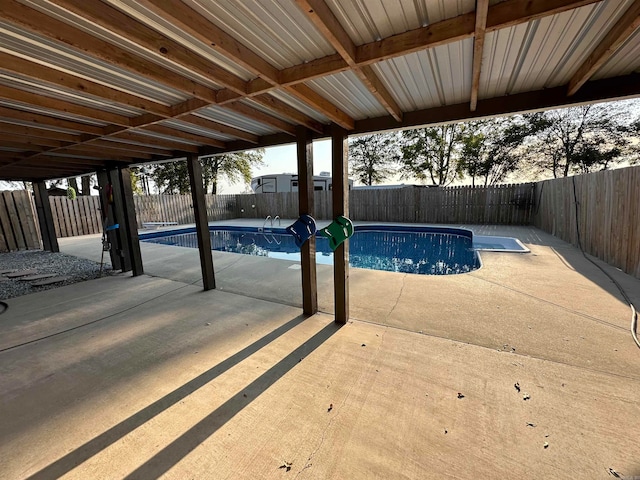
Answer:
(135, 0, 355, 130)
(0, 122, 83, 142)
(0, 135, 66, 149)
(568, 0, 640, 96)
(0, 52, 172, 117)
(295, 0, 402, 121)
(0, 107, 104, 135)
(88, 140, 173, 157)
(0, 85, 131, 127)
(218, 0, 603, 103)
(0, 0, 296, 139)
(470, 0, 490, 112)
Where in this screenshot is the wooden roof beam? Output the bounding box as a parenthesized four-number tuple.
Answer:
(295, 0, 402, 121)
(0, 52, 172, 117)
(0, 107, 104, 135)
(224, 0, 602, 101)
(0, 0, 218, 104)
(470, 0, 490, 112)
(89, 140, 174, 157)
(0, 122, 84, 142)
(568, 0, 640, 96)
(0, 135, 66, 149)
(137, 0, 354, 130)
(0, 85, 131, 127)
(49, 146, 151, 161)
(60, 0, 317, 134)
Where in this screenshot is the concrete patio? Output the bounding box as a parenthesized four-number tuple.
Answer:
(1, 223, 639, 479)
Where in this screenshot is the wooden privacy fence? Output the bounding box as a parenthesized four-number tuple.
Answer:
(236, 184, 535, 224)
(49, 195, 103, 237)
(533, 166, 640, 279)
(40, 183, 535, 240)
(133, 194, 236, 226)
(0, 190, 39, 252)
(349, 184, 535, 224)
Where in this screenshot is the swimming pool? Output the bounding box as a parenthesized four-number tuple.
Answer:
(141, 225, 482, 275)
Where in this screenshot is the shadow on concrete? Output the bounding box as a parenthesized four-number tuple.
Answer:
(26, 313, 336, 480)
(121, 321, 341, 479)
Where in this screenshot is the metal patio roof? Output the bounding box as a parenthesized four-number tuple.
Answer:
(0, 0, 639, 181)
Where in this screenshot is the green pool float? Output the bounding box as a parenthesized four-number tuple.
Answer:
(319, 215, 354, 251)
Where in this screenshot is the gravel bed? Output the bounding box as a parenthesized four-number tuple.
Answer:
(0, 250, 115, 300)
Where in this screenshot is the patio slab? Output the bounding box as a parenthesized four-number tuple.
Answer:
(0, 223, 637, 479)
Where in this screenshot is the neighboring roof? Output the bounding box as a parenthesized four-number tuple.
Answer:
(0, 0, 639, 181)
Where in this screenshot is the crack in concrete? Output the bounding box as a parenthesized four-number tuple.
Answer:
(386, 274, 407, 321)
(294, 328, 388, 478)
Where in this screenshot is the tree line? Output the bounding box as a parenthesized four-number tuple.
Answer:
(349, 101, 640, 187)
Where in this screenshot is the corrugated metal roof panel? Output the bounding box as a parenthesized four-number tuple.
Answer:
(479, 0, 635, 98)
(179, 0, 335, 70)
(373, 38, 473, 111)
(325, 0, 476, 45)
(308, 70, 388, 119)
(104, 0, 252, 82)
(594, 28, 640, 80)
(160, 119, 235, 143)
(0, 73, 144, 117)
(195, 106, 278, 136)
(0, 99, 108, 126)
(19, 0, 228, 89)
(125, 130, 201, 146)
(0, 20, 189, 106)
(268, 90, 330, 124)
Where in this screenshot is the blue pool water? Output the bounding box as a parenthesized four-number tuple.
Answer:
(141, 225, 481, 275)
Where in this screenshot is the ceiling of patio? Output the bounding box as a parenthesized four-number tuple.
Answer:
(1, 0, 639, 181)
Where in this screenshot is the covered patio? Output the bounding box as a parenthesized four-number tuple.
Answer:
(1, 0, 640, 478)
(2, 224, 639, 478)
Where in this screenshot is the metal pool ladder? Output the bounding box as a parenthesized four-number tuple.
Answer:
(260, 215, 281, 244)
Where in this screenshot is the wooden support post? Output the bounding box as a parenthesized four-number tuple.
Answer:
(331, 123, 349, 323)
(107, 167, 131, 272)
(32, 181, 59, 252)
(296, 125, 318, 315)
(119, 167, 143, 276)
(97, 169, 122, 270)
(187, 153, 216, 290)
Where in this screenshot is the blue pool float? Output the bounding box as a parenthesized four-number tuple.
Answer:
(319, 215, 354, 251)
(286, 214, 317, 247)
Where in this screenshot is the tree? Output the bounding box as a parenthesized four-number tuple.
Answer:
(200, 150, 264, 194)
(398, 124, 464, 186)
(150, 161, 190, 194)
(458, 117, 542, 186)
(149, 149, 265, 195)
(524, 104, 631, 178)
(348, 133, 399, 185)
